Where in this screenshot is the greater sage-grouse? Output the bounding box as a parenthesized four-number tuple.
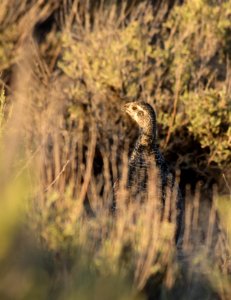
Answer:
(114, 101, 183, 242)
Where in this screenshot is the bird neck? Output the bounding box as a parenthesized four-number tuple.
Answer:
(139, 126, 156, 147)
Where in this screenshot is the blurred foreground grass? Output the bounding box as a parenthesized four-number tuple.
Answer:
(0, 0, 231, 299)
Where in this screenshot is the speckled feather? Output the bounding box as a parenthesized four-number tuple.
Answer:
(128, 140, 170, 195)
(113, 101, 183, 242)
(125, 102, 169, 194)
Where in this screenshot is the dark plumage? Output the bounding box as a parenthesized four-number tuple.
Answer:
(123, 102, 168, 195)
(114, 101, 183, 242)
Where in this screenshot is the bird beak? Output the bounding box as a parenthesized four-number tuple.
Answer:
(122, 103, 129, 113)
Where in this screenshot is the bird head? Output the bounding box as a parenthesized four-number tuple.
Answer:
(122, 101, 157, 137)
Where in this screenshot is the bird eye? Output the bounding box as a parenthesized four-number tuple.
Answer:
(132, 106, 137, 110)
(137, 111, 144, 117)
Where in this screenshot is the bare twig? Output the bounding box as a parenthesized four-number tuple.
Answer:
(44, 159, 70, 192)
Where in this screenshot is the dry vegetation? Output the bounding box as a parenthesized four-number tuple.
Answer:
(0, 0, 231, 299)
